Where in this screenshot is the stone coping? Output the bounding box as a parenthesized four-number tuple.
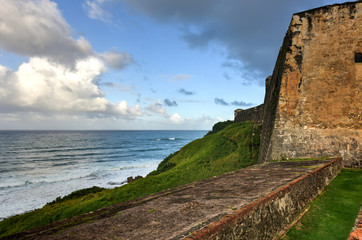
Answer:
(348, 203, 362, 240)
(184, 158, 342, 239)
(2, 158, 341, 240)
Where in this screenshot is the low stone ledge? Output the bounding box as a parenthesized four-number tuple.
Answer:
(1, 158, 341, 240)
(183, 157, 342, 240)
(348, 203, 362, 240)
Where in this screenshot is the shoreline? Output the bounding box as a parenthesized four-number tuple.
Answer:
(0, 130, 207, 222)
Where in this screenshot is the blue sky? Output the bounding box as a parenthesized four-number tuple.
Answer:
(0, 0, 348, 130)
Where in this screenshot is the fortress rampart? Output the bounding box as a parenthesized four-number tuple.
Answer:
(234, 104, 264, 123)
(238, 1, 362, 166)
(184, 158, 342, 240)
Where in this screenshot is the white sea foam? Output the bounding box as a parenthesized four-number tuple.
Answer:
(0, 130, 206, 221)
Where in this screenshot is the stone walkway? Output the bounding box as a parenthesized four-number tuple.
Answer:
(4, 159, 333, 240)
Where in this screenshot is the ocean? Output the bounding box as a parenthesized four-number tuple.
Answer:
(0, 130, 207, 221)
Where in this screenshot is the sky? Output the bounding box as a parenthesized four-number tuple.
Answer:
(0, 0, 350, 130)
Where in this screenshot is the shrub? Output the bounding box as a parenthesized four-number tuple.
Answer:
(206, 120, 234, 135)
(148, 151, 179, 176)
(47, 186, 106, 205)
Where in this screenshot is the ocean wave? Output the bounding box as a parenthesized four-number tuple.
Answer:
(0, 130, 207, 220)
(154, 137, 178, 141)
(1, 161, 158, 189)
(2, 168, 125, 190)
(0, 170, 110, 190)
(0, 179, 40, 190)
(52, 162, 78, 167)
(93, 155, 137, 163)
(0, 163, 160, 192)
(53, 152, 102, 158)
(107, 180, 126, 186)
(83, 170, 111, 180)
(31, 152, 133, 163)
(119, 165, 137, 170)
(132, 148, 164, 153)
(0, 166, 29, 173)
(11, 146, 125, 156)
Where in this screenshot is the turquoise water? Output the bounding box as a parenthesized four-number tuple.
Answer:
(0, 130, 206, 221)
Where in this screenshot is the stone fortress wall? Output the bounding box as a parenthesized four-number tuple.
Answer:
(234, 104, 264, 123)
(237, 1, 362, 166)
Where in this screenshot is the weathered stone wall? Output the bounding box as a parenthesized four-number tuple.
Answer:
(234, 104, 264, 123)
(183, 158, 343, 240)
(259, 2, 362, 166)
(234, 76, 271, 124)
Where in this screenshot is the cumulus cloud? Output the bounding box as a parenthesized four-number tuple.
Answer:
(144, 100, 185, 125)
(164, 99, 178, 107)
(178, 88, 195, 96)
(0, 0, 133, 69)
(0, 0, 138, 123)
(169, 113, 184, 124)
(0, 0, 93, 66)
(83, 0, 112, 23)
(121, 0, 340, 84)
(0, 58, 142, 118)
(99, 50, 133, 69)
(114, 100, 142, 117)
(175, 114, 229, 130)
(145, 100, 167, 117)
(214, 98, 253, 107)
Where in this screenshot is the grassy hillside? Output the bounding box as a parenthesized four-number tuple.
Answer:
(0, 121, 261, 237)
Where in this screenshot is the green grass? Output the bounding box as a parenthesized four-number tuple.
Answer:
(0, 121, 261, 237)
(205, 120, 234, 135)
(283, 168, 362, 240)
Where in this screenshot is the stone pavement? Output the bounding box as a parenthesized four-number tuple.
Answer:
(4, 159, 335, 240)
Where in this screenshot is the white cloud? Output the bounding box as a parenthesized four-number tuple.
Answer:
(0, 0, 139, 126)
(0, 0, 132, 69)
(145, 101, 187, 125)
(145, 100, 167, 117)
(169, 113, 184, 124)
(83, 0, 112, 23)
(0, 0, 93, 66)
(164, 114, 222, 130)
(115, 101, 142, 116)
(99, 51, 133, 69)
(0, 57, 142, 118)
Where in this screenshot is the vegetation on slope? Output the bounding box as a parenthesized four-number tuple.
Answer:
(0, 121, 261, 237)
(205, 120, 234, 135)
(283, 168, 362, 240)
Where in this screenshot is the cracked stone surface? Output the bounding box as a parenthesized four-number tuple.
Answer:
(5, 160, 332, 240)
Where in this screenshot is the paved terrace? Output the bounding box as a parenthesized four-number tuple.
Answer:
(4, 159, 339, 240)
